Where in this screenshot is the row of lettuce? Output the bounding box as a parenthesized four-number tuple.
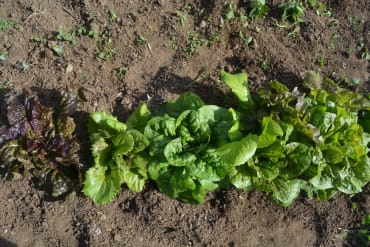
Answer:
(0, 71, 369, 207)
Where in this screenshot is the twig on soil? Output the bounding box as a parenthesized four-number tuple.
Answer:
(147, 42, 153, 55)
(62, 7, 79, 21)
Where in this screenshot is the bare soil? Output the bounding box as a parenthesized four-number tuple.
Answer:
(0, 0, 369, 246)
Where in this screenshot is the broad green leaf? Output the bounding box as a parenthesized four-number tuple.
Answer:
(190, 149, 228, 182)
(164, 138, 197, 166)
(178, 184, 207, 204)
(126, 103, 151, 132)
(220, 70, 255, 112)
(88, 112, 126, 141)
(217, 135, 257, 166)
(255, 161, 280, 181)
(158, 92, 204, 117)
(169, 168, 196, 194)
(126, 129, 149, 153)
(148, 161, 170, 180)
(113, 133, 134, 156)
(268, 178, 305, 207)
(122, 170, 146, 192)
(144, 116, 177, 139)
(229, 165, 255, 191)
(282, 143, 313, 178)
(83, 166, 123, 204)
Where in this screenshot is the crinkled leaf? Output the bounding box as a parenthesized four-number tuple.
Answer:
(83, 166, 123, 204)
(268, 178, 305, 207)
(164, 138, 197, 167)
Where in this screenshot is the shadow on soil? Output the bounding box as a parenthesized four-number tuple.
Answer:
(0, 238, 17, 247)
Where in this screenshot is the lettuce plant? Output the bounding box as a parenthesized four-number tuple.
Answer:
(0, 89, 83, 197)
(142, 93, 243, 204)
(82, 112, 149, 204)
(221, 70, 370, 206)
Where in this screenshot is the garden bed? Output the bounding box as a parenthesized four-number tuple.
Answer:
(0, 0, 369, 246)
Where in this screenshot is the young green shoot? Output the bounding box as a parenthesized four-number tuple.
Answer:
(249, 0, 268, 19)
(280, 0, 305, 23)
(0, 17, 14, 31)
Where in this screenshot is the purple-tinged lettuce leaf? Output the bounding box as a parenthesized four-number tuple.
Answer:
(0, 89, 83, 197)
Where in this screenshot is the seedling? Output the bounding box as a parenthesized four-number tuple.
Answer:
(186, 31, 208, 55)
(328, 34, 340, 50)
(356, 37, 370, 60)
(240, 15, 249, 27)
(73, 25, 98, 38)
(249, 0, 268, 19)
(16, 62, 31, 72)
(239, 31, 253, 49)
(280, 0, 305, 23)
(134, 33, 147, 47)
(109, 10, 118, 23)
(116, 66, 126, 79)
(0, 17, 14, 31)
(52, 44, 64, 56)
(176, 11, 187, 26)
(224, 3, 236, 21)
(315, 55, 327, 67)
(348, 16, 362, 31)
(56, 28, 76, 45)
(95, 28, 116, 60)
(260, 58, 270, 71)
(31, 35, 47, 47)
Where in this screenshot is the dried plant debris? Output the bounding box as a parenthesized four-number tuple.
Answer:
(0, 89, 83, 197)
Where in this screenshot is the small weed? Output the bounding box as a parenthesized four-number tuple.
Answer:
(259, 58, 270, 71)
(95, 28, 116, 60)
(239, 31, 253, 49)
(315, 55, 327, 67)
(82, 73, 89, 82)
(348, 16, 362, 31)
(0, 17, 14, 31)
(328, 34, 340, 50)
(249, 0, 268, 19)
(280, 0, 305, 23)
(356, 37, 370, 60)
(109, 10, 118, 23)
(56, 28, 76, 45)
(116, 66, 126, 79)
(327, 19, 339, 28)
(52, 44, 64, 56)
(224, 3, 236, 21)
(73, 25, 98, 38)
(351, 202, 358, 210)
(240, 15, 249, 27)
(31, 35, 48, 47)
(303, 0, 318, 8)
(186, 31, 208, 55)
(134, 33, 147, 47)
(176, 11, 187, 26)
(16, 62, 31, 72)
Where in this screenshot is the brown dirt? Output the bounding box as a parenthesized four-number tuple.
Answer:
(0, 0, 369, 246)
